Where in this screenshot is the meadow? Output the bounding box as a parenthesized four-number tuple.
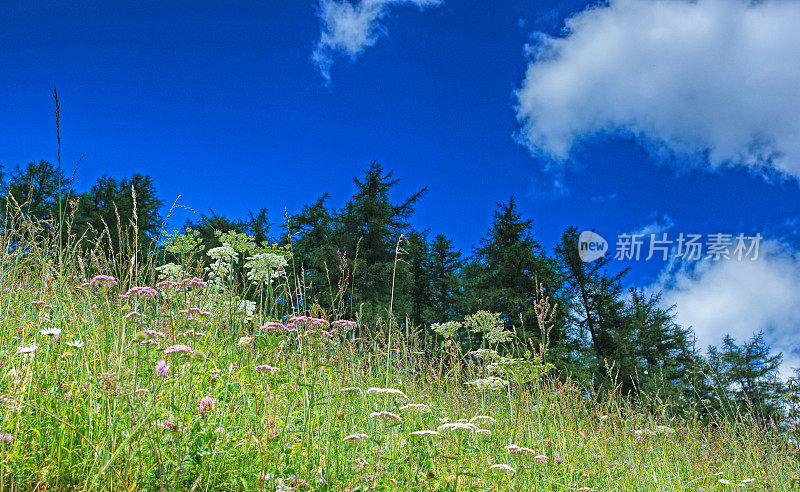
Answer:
(0, 217, 796, 491)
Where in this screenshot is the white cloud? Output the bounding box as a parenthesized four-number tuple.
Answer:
(312, 0, 442, 82)
(515, 0, 800, 179)
(652, 240, 800, 378)
(632, 212, 675, 237)
(590, 192, 618, 204)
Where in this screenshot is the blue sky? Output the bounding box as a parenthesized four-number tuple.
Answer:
(2, 0, 800, 367)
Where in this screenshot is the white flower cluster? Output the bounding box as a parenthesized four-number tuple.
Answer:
(244, 252, 288, 284)
(467, 376, 509, 391)
(488, 356, 553, 385)
(431, 321, 461, 339)
(207, 244, 238, 292)
(155, 262, 185, 282)
(464, 311, 513, 344)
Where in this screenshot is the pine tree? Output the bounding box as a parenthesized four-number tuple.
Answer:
(2, 160, 73, 222)
(468, 197, 567, 352)
(428, 233, 463, 323)
(337, 162, 426, 321)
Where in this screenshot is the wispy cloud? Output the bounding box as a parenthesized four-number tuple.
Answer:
(651, 239, 800, 378)
(312, 0, 442, 83)
(631, 212, 675, 237)
(590, 192, 618, 204)
(515, 0, 800, 179)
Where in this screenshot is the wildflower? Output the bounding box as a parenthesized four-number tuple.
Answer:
(123, 311, 147, 322)
(17, 343, 39, 355)
(198, 396, 217, 415)
(476, 429, 492, 437)
(408, 430, 442, 439)
(535, 454, 549, 464)
(370, 411, 403, 422)
(488, 464, 515, 475)
(505, 444, 536, 456)
(124, 286, 159, 298)
(437, 422, 477, 434)
(0, 434, 13, 443)
(555, 455, 563, 463)
(655, 425, 676, 435)
(469, 415, 497, 426)
(89, 275, 118, 287)
(155, 360, 170, 378)
(244, 252, 288, 283)
(257, 471, 271, 481)
(470, 348, 500, 361)
(339, 387, 363, 395)
(431, 321, 461, 338)
(39, 327, 62, 337)
(342, 433, 369, 442)
(164, 344, 198, 355)
(134, 388, 150, 395)
(366, 387, 408, 400)
(719, 479, 731, 485)
(740, 478, 756, 484)
(154, 419, 177, 430)
(400, 403, 431, 414)
(255, 364, 279, 374)
(331, 319, 357, 330)
(237, 336, 253, 347)
(467, 376, 509, 391)
(66, 339, 85, 348)
(176, 329, 206, 338)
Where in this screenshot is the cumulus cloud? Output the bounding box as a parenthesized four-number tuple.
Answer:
(652, 240, 800, 377)
(515, 0, 800, 178)
(312, 0, 442, 82)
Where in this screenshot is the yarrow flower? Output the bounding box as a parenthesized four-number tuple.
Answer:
(366, 387, 408, 400)
(437, 422, 477, 434)
(339, 387, 363, 396)
(197, 396, 217, 415)
(370, 411, 403, 423)
(534, 454, 549, 464)
(342, 433, 369, 443)
(408, 430, 442, 439)
(467, 376, 509, 391)
(155, 359, 170, 377)
(400, 403, 431, 414)
(505, 444, 536, 456)
(488, 464, 515, 475)
(476, 429, 492, 437)
(469, 415, 497, 426)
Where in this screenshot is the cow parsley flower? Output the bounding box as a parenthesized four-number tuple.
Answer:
(339, 387, 363, 396)
(408, 430, 442, 439)
(437, 422, 477, 434)
(467, 376, 509, 391)
(244, 252, 288, 284)
(469, 415, 497, 426)
(431, 321, 460, 339)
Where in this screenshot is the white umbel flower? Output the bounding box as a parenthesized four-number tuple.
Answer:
(370, 411, 402, 422)
(366, 387, 408, 400)
(469, 415, 497, 426)
(488, 464, 515, 475)
(437, 422, 477, 434)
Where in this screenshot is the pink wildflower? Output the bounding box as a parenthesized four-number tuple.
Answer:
(255, 364, 279, 374)
(155, 359, 170, 377)
(164, 344, 197, 355)
(198, 396, 217, 415)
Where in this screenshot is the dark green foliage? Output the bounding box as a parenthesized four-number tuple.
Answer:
(1, 159, 73, 222)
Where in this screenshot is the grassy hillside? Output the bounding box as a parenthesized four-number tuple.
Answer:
(0, 226, 795, 491)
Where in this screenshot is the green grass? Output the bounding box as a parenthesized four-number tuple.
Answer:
(0, 240, 796, 491)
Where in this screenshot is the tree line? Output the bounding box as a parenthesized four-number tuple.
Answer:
(0, 159, 791, 425)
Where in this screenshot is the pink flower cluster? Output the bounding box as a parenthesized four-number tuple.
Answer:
(155, 359, 170, 377)
(164, 344, 198, 355)
(119, 286, 159, 299)
(155, 277, 207, 292)
(255, 364, 279, 374)
(123, 311, 147, 322)
(89, 275, 118, 287)
(177, 307, 212, 322)
(197, 396, 217, 415)
(331, 319, 357, 330)
(0, 434, 13, 443)
(288, 316, 330, 329)
(154, 419, 176, 430)
(30, 300, 53, 309)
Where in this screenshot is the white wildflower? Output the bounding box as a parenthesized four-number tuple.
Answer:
(488, 463, 515, 475)
(245, 252, 287, 284)
(17, 343, 39, 355)
(400, 403, 431, 414)
(66, 339, 85, 348)
(366, 387, 408, 400)
(431, 321, 461, 339)
(370, 411, 402, 423)
(437, 422, 477, 434)
(339, 387, 363, 396)
(342, 433, 369, 442)
(40, 327, 62, 337)
(408, 430, 442, 439)
(467, 376, 509, 391)
(469, 415, 497, 426)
